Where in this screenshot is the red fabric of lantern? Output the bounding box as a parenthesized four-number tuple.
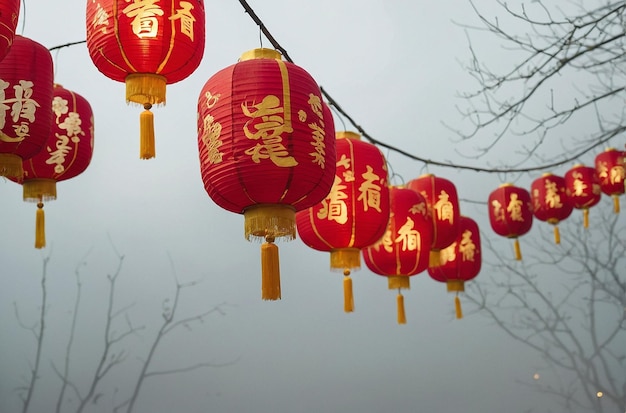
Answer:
(407, 174, 460, 267)
(18, 84, 94, 248)
(363, 186, 432, 324)
(595, 148, 625, 213)
(531, 173, 573, 244)
(487, 183, 533, 260)
(296, 131, 390, 312)
(0, 35, 53, 179)
(427, 215, 481, 319)
(564, 164, 601, 228)
(86, 0, 205, 159)
(0, 0, 20, 62)
(197, 48, 336, 301)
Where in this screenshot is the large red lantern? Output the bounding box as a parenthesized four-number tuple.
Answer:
(427, 215, 481, 319)
(86, 0, 205, 159)
(531, 173, 573, 244)
(487, 183, 533, 260)
(0, 0, 20, 62)
(595, 148, 625, 213)
(296, 131, 390, 312)
(363, 186, 432, 324)
(0, 35, 53, 179)
(197, 48, 336, 301)
(564, 164, 601, 228)
(18, 84, 94, 248)
(407, 174, 460, 267)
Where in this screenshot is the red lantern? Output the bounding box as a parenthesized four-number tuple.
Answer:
(363, 186, 432, 324)
(296, 131, 390, 312)
(407, 174, 460, 267)
(197, 48, 336, 300)
(427, 215, 481, 319)
(595, 148, 625, 213)
(531, 173, 573, 244)
(487, 183, 533, 260)
(17, 84, 94, 248)
(0, 0, 20, 62)
(86, 0, 205, 159)
(0, 35, 53, 179)
(564, 164, 601, 228)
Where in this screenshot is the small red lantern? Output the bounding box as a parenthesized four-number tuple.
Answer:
(595, 148, 625, 213)
(86, 0, 205, 159)
(197, 48, 336, 300)
(407, 174, 460, 267)
(487, 183, 533, 260)
(0, 0, 20, 62)
(0, 35, 53, 179)
(363, 186, 432, 324)
(427, 215, 481, 319)
(531, 173, 573, 244)
(18, 84, 94, 248)
(564, 164, 601, 228)
(296, 131, 390, 313)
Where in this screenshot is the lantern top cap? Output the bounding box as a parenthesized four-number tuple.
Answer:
(336, 131, 361, 141)
(541, 172, 553, 177)
(498, 182, 513, 188)
(418, 173, 434, 178)
(240, 48, 282, 61)
(604, 147, 616, 152)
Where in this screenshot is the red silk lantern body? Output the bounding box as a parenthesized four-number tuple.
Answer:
(487, 183, 533, 260)
(427, 215, 481, 319)
(531, 173, 573, 244)
(18, 84, 95, 248)
(564, 164, 601, 228)
(197, 48, 336, 300)
(0, 0, 20, 62)
(407, 174, 460, 266)
(86, 0, 205, 159)
(296, 131, 390, 312)
(363, 186, 432, 324)
(0, 35, 53, 179)
(595, 148, 625, 213)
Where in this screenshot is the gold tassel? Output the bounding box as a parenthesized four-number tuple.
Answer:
(454, 295, 463, 319)
(35, 202, 45, 249)
(343, 270, 354, 313)
(553, 225, 561, 244)
(613, 195, 620, 214)
(261, 239, 281, 300)
(429, 250, 441, 267)
(514, 238, 522, 261)
(583, 208, 589, 229)
(388, 276, 410, 290)
(140, 103, 156, 160)
(396, 293, 406, 325)
(0, 153, 23, 179)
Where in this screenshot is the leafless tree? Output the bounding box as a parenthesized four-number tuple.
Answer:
(452, 0, 625, 168)
(467, 199, 625, 413)
(12, 243, 233, 413)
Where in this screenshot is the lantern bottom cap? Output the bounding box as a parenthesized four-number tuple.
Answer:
(243, 204, 296, 242)
(446, 280, 465, 292)
(330, 248, 361, 273)
(0, 153, 23, 179)
(23, 178, 57, 202)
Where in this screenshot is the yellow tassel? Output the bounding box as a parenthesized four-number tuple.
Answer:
(0, 153, 23, 179)
(261, 240, 281, 300)
(35, 202, 45, 249)
(553, 225, 560, 244)
(140, 104, 156, 160)
(429, 250, 441, 267)
(396, 293, 406, 325)
(613, 195, 620, 214)
(583, 208, 589, 229)
(514, 238, 522, 261)
(343, 271, 354, 313)
(454, 295, 463, 319)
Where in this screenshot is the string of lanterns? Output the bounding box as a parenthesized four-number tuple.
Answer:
(1, 1, 624, 325)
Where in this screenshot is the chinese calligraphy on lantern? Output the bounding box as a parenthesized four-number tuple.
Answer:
(317, 175, 348, 224)
(597, 161, 625, 185)
(433, 190, 454, 223)
(458, 230, 476, 261)
(90, 1, 110, 34)
(395, 217, 421, 252)
(492, 193, 525, 222)
(542, 179, 563, 209)
(0, 79, 39, 143)
(45, 96, 85, 173)
(357, 165, 382, 212)
(201, 91, 224, 165)
(301, 93, 327, 169)
(242, 95, 297, 167)
(169, 1, 196, 41)
(123, 0, 164, 39)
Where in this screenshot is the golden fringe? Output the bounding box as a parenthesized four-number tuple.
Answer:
(261, 241, 281, 300)
(387, 276, 410, 290)
(396, 293, 406, 324)
(125, 73, 166, 105)
(140, 105, 156, 160)
(0, 153, 23, 179)
(23, 179, 57, 202)
(35, 203, 45, 249)
(343, 274, 354, 313)
(446, 279, 465, 292)
(244, 204, 295, 241)
(330, 248, 360, 272)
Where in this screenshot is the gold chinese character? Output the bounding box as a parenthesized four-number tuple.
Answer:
(123, 0, 164, 39)
(357, 165, 382, 212)
(459, 230, 476, 262)
(506, 193, 524, 222)
(201, 114, 223, 164)
(433, 190, 454, 223)
(395, 217, 420, 252)
(544, 179, 563, 208)
(169, 1, 196, 41)
(317, 176, 348, 224)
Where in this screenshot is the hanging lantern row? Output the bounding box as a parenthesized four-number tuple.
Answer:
(488, 147, 625, 260)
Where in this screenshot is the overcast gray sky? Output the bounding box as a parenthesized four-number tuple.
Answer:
(1, 1, 623, 413)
